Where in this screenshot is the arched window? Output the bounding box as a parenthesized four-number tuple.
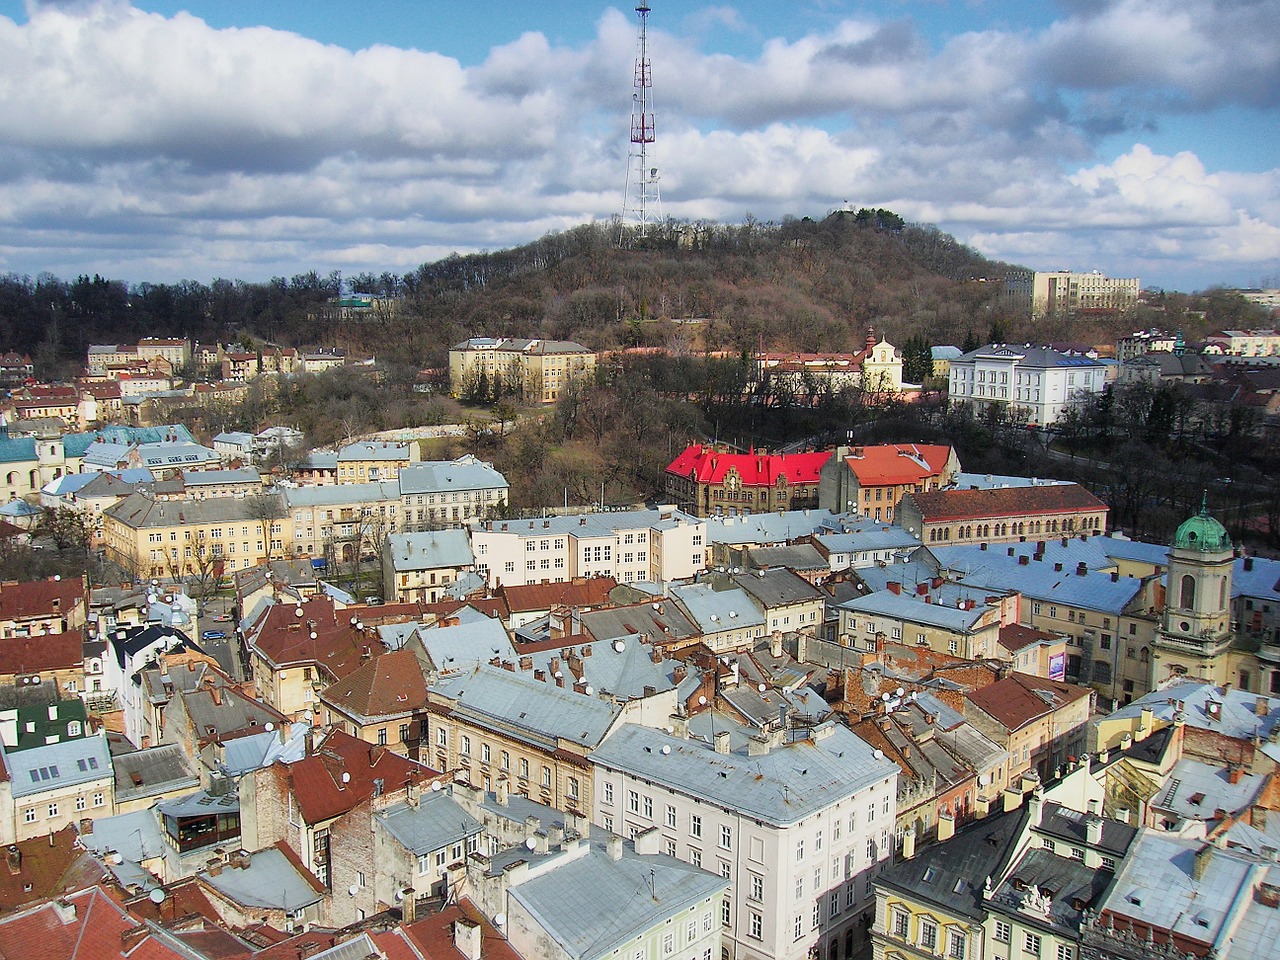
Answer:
(1180, 574, 1196, 610)
(1219, 578, 1227, 610)
(1139, 647, 1150, 663)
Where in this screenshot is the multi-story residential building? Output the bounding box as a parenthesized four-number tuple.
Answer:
(136, 337, 192, 370)
(336, 440, 419, 483)
(666, 445, 831, 518)
(152, 467, 263, 501)
(398, 455, 509, 530)
(319, 649, 428, 756)
(947, 344, 1108, 426)
(383, 529, 474, 604)
(1002, 270, 1140, 316)
(817, 444, 958, 521)
(0, 733, 113, 842)
(669, 582, 768, 653)
(897, 483, 1109, 546)
(590, 714, 900, 960)
(838, 581, 1007, 660)
(449, 337, 597, 404)
(468, 507, 706, 588)
(1204, 327, 1280, 357)
(732, 568, 826, 637)
(964, 673, 1093, 785)
(220, 352, 260, 382)
(1237, 555, 1280, 689)
(281, 481, 400, 562)
(103, 490, 286, 578)
(423, 664, 626, 817)
(0, 576, 88, 639)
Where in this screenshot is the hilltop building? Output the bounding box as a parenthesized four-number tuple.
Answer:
(449, 337, 596, 404)
(1002, 270, 1140, 316)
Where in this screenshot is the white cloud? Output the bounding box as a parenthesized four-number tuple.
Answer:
(0, 0, 1272, 289)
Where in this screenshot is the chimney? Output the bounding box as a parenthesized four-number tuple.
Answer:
(1257, 697, 1270, 718)
(6, 845, 20, 875)
(1054, 562, 1063, 572)
(1076, 562, 1088, 576)
(936, 811, 955, 841)
(210, 686, 221, 707)
(1111, 571, 1119, 582)
(1229, 766, 1244, 785)
(453, 919, 483, 960)
(496, 781, 509, 806)
(607, 834, 624, 861)
(769, 633, 782, 658)
(1018, 555, 1029, 566)
(916, 582, 928, 596)
(401, 888, 416, 924)
(1193, 843, 1213, 881)
(901, 828, 916, 860)
(714, 730, 731, 754)
(887, 582, 901, 595)
(1086, 815, 1104, 846)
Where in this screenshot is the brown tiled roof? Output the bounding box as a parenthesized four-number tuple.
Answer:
(0, 577, 85, 622)
(319, 649, 427, 720)
(0, 632, 84, 676)
(499, 577, 618, 614)
(0, 826, 106, 913)
(248, 596, 375, 682)
(905, 484, 1107, 522)
(0, 885, 188, 959)
(965, 672, 1090, 731)
(998, 623, 1060, 654)
(402, 899, 524, 960)
(282, 730, 436, 824)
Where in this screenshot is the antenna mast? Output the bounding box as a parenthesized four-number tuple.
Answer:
(621, 3, 661, 242)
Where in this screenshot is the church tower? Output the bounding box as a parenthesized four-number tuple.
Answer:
(1151, 500, 1238, 687)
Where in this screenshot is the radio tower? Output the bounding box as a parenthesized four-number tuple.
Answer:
(621, 3, 661, 242)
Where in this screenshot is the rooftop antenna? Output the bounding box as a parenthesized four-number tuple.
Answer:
(621, 3, 661, 243)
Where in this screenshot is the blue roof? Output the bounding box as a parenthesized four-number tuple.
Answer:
(702, 509, 838, 546)
(934, 544, 1146, 615)
(1234, 555, 1280, 602)
(0, 437, 36, 464)
(670, 582, 766, 632)
(398, 455, 508, 495)
(387, 529, 474, 571)
(200, 846, 323, 910)
(417, 618, 516, 673)
(63, 424, 194, 459)
(839, 587, 991, 632)
(6, 733, 113, 799)
(376, 792, 483, 855)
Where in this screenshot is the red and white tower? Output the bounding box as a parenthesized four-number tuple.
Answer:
(621, 3, 662, 239)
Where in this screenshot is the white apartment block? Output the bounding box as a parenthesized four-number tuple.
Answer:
(591, 718, 899, 960)
(1002, 271, 1139, 316)
(948, 344, 1107, 427)
(468, 507, 707, 587)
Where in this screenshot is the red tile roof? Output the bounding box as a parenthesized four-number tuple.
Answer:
(0, 577, 85, 622)
(0, 885, 187, 959)
(965, 672, 1090, 732)
(499, 577, 618, 614)
(905, 483, 1107, 523)
(248, 597, 377, 682)
(0, 826, 106, 914)
(665, 445, 831, 486)
(282, 730, 437, 824)
(0, 632, 84, 676)
(402, 899, 523, 960)
(842, 444, 953, 487)
(998, 623, 1061, 654)
(320, 649, 428, 720)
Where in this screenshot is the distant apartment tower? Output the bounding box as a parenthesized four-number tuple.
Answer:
(1002, 270, 1139, 317)
(449, 338, 596, 404)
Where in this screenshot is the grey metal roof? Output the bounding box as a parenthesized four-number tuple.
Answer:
(950, 472, 1073, 491)
(956, 344, 1107, 369)
(112, 744, 200, 802)
(375, 792, 483, 855)
(398, 455, 508, 495)
(520, 634, 694, 701)
(183, 468, 261, 486)
(158, 788, 240, 818)
(7, 733, 113, 798)
(590, 721, 898, 825)
(105, 491, 283, 529)
(579, 602, 699, 647)
(813, 528, 922, 555)
(337, 441, 415, 462)
(1104, 680, 1280, 749)
(987, 845, 1111, 936)
(471, 507, 703, 540)
(433, 664, 621, 751)
(419, 618, 516, 673)
(386, 529, 474, 572)
(282, 480, 400, 508)
(670, 583, 766, 632)
(199, 846, 323, 911)
(80, 807, 168, 863)
(1151, 757, 1265, 821)
(838, 588, 989, 631)
(746, 542, 828, 570)
(732, 567, 825, 607)
(220, 722, 310, 776)
(701, 509, 836, 546)
(1234, 554, 1280, 602)
(507, 838, 728, 960)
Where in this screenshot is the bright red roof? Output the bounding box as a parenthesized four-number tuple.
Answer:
(665, 445, 831, 486)
(843, 444, 953, 487)
(0, 886, 188, 959)
(0, 577, 85, 622)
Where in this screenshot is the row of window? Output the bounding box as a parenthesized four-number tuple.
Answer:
(23, 791, 105, 822)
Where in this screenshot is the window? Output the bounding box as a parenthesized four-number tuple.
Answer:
(47, 803, 58, 818)
(1101, 856, 1116, 870)
(794, 915, 804, 941)
(691, 848, 702, 868)
(812, 903, 820, 930)
(541, 766, 551, 787)
(796, 876, 804, 899)
(1024, 932, 1041, 956)
(436, 728, 448, 746)
(460, 735, 471, 756)
(719, 824, 732, 849)
(377, 727, 387, 746)
(629, 790, 640, 813)
(23, 808, 35, 824)
(994, 920, 1011, 943)
(750, 875, 763, 901)
(796, 838, 805, 860)
(749, 912, 762, 940)
(666, 804, 677, 828)
(1055, 947, 1074, 960)
(568, 777, 579, 799)
(722, 900, 731, 927)
(93, 792, 104, 807)
(603, 782, 614, 804)
(919, 920, 937, 951)
(948, 929, 966, 959)
(481, 743, 491, 763)
(663, 933, 674, 956)
(75, 795, 86, 811)
(1071, 847, 1085, 861)
(690, 814, 702, 838)
(519, 758, 529, 779)
(893, 910, 909, 939)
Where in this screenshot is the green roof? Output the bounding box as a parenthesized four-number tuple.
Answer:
(1173, 501, 1231, 553)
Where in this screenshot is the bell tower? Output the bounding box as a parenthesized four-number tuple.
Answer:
(1151, 498, 1237, 686)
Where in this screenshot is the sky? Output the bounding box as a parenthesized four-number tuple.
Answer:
(0, 0, 1276, 292)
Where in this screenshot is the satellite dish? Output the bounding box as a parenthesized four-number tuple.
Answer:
(873, 749, 884, 759)
(525, 837, 537, 851)
(614, 640, 626, 653)
(310, 631, 317, 639)
(430, 781, 442, 792)
(265, 722, 274, 732)
(348, 884, 359, 897)
(758, 683, 767, 693)
(895, 687, 905, 697)
(661, 745, 671, 755)
(149, 888, 165, 904)
(584, 686, 593, 695)
(698, 696, 707, 705)
(53, 575, 61, 582)
(495, 913, 507, 927)
(341, 772, 351, 783)
(295, 608, 304, 617)
(881, 693, 890, 701)
(394, 888, 405, 902)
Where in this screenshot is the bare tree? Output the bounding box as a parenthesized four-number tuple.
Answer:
(246, 492, 287, 562)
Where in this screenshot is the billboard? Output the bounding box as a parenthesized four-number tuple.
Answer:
(1049, 652, 1066, 682)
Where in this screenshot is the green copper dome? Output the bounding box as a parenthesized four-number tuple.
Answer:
(1173, 500, 1231, 553)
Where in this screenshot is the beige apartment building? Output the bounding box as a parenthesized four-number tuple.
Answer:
(1002, 270, 1140, 316)
(449, 337, 596, 404)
